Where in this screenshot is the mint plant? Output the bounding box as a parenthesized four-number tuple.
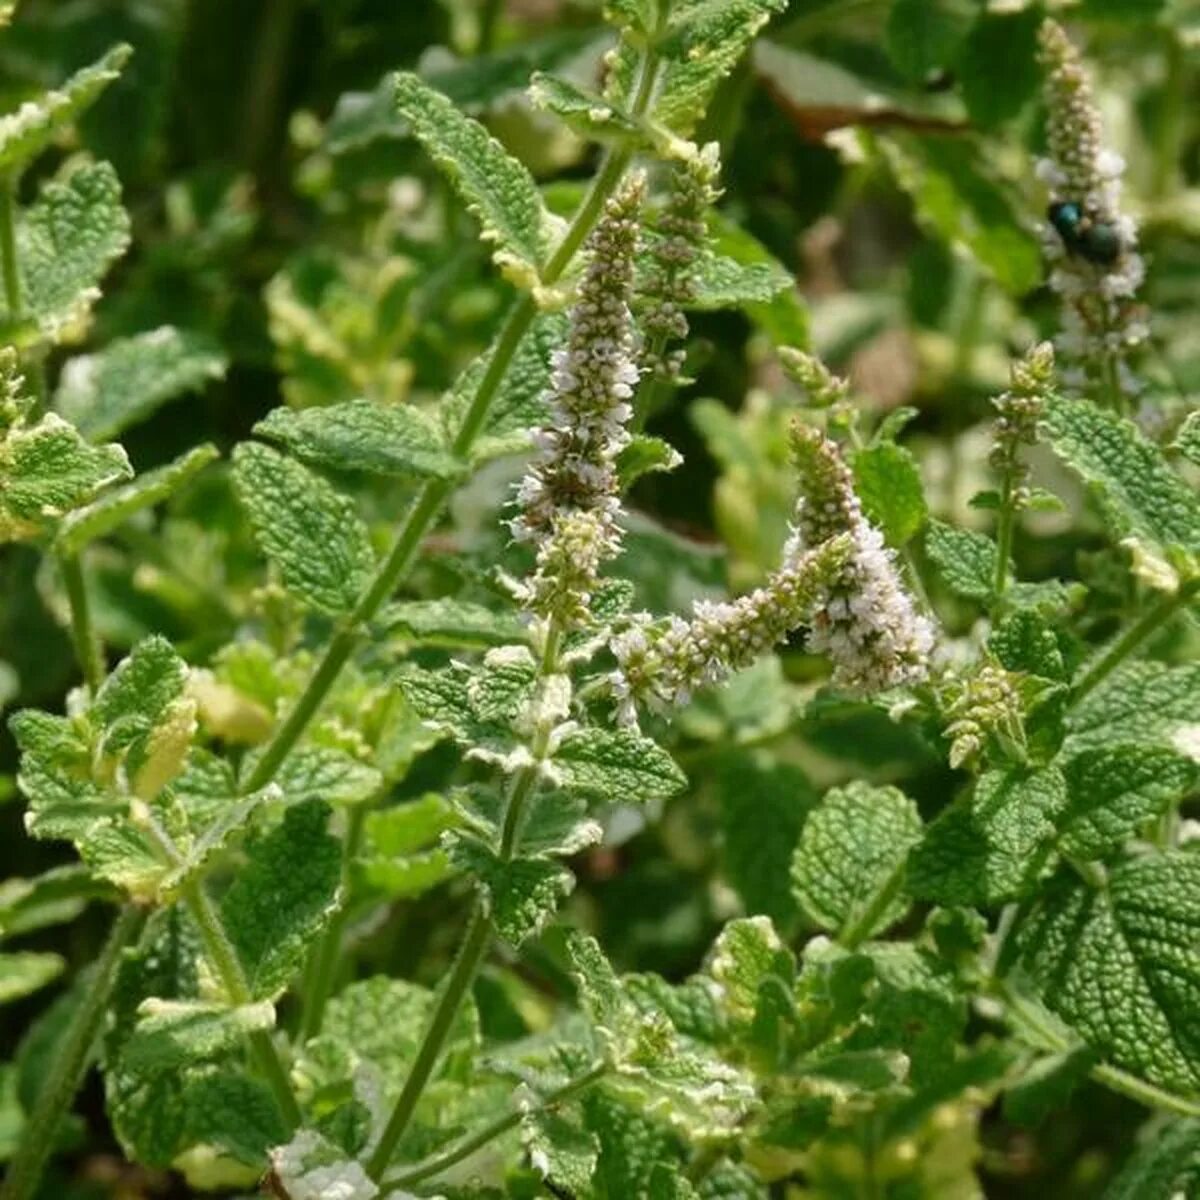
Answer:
(1, 2, 1199, 1198)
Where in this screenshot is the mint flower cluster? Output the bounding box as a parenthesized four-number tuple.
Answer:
(612, 425, 933, 722)
(638, 144, 721, 384)
(787, 424, 935, 694)
(511, 175, 645, 626)
(1037, 19, 1146, 401)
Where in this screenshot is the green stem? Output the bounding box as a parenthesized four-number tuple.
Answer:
(992, 473, 1015, 603)
(999, 983, 1200, 1118)
(298, 803, 369, 1042)
(240, 45, 661, 796)
(366, 908, 492, 1179)
(0, 904, 149, 1200)
(369, 623, 566, 1180)
(59, 553, 104, 693)
(1070, 580, 1199, 707)
(382, 1062, 607, 1191)
(1152, 30, 1184, 201)
(0, 172, 21, 320)
(180, 879, 302, 1127)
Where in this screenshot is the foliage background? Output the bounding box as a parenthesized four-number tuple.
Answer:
(1, 0, 1198, 1196)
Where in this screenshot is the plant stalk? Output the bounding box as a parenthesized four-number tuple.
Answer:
(179, 878, 302, 1127)
(0, 905, 149, 1200)
(59, 553, 104, 693)
(0, 172, 21, 320)
(1070, 580, 1199, 707)
(382, 1062, 607, 1191)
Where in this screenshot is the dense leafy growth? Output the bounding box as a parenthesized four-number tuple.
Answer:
(0, 2, 1198, 1199)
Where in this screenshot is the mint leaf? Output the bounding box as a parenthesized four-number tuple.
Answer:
(925, 519, 999, 601)
(610, 0, 788, 136)
(359, 794, 457, 900)
(15, 161, 132, 339)
(0, 864, 107, 937)
(55, 327, 227, 442)
(382, 598, 525, 649)
(1058, 746, 1197, 861)
(553, 727, 688, 803)
(447, 832, 573, 946)
(92, 636, 188, 765)
(269, 745, 383, 808)
(791, 781, 921, 941)
(909, 767, 1067, 906)
(958, 9, 1043, 129)
(1042, 395, 1200, 552)
(530, 72, 642, 142)
(121, 999, 276, 1077)
(1, 413, 131, 541)
(1020, 853, 1200, 1094)
(1064, 663, 1200, 758)
(232, 442, 375, 614)
(1105, 1118, 1200, 1200)
(271, 1130, 379, 1200)
(55, 444, 219, 556)
(852, 441, 928, 547)
(220, 800, 341, 1000)
(394, 72, 551, 278)
(0, 45, 131, 173)
(522, 1106, 600, 1194)
(254, 398, 459, 480)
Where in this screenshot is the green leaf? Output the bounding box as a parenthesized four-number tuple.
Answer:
(1173, 411, 1200, 468)
(522, 1105, 599, 1195)
(14, 161, 132, 339)
(989, 609, 1067, 680)
(925, 519, 998, 601)
(1058, 746, 1197, 861)
(270, 1130, 379, 1200)
(1105, 1118, 1200, 1200)
(441, 310, 567, 462)
(450, 834, 573, 947)
(1, 413, 131, 541)
(689, 215, 796, 311)
(908, 767, 1067, 906)
(220, 800, 341, 1000)
(55, 327, 227, 442)
(1042, 395, 1200, 553)
(1002, 1046, 1096, 1130)
(0, 950, 64, 1003)
(884, 0, 974, 83)
(791, 782, 921, 941)
(268, 745, 383, 808)
(715, 754, 815, 927)
(1020, 853, 1200, 1095)
(55, 444, 219, 556)
(121, 999, 276, 1077)
(394, 71, 551, 278)
(852, 441, 928, 547)
(382, 598, 525, 649)
(874, 133, 1042, 295)
(610, 0, 788, 136)
(359, 793, 458, 900)
(616, 434, 683, 490)
(530, 72, 643, 142)
(959, 9, 1042, 129)
(1064, 663, 1200, 758)
(254, 398, 459, 480)
(553, 727, 688, 803)
(232, 442, 375, 615)
(0, 864, 108, 938)
(0, 44, 131, 173)
(92, 635, 188, 765)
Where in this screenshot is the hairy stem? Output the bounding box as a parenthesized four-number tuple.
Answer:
(59, 553, 104, 693)
(382, 1062, 607, 1191)
(1070, 580, 1199, 707)
(0, 172, 21, 320)
(180, 878, 302, 1127)
(368, 623, 567, 1179)
(992, 472, 1015, 602)
(298, 802, 369, 1042)
(0, 904, 149, 1200)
